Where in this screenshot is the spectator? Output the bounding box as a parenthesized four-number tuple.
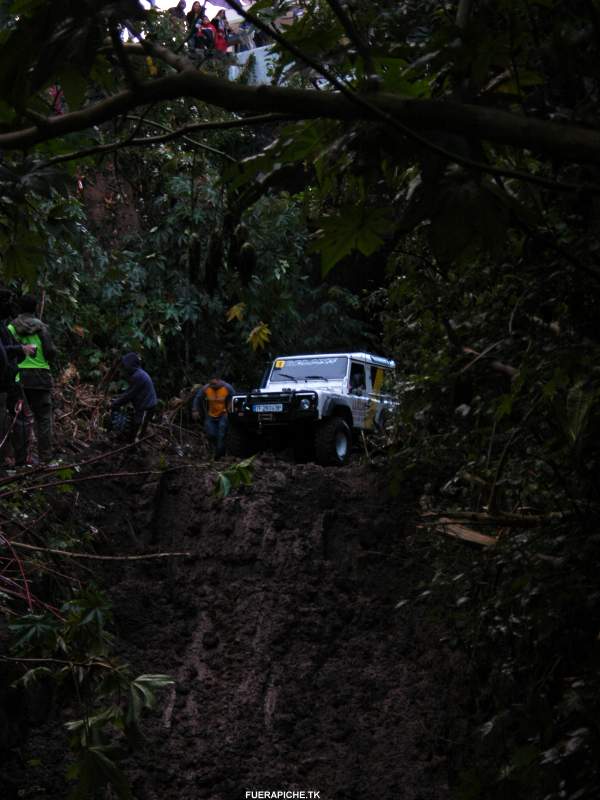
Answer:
(186, 0, 202, 28)
(0, 290, 35, 469)
(192, 376, 234, 459)
(238, 19, 255, 52)
(111, 353, 158, 443)
(196, 14, 217, 50)
(8, 294, 56, 466)
(169, 0, 186, 20)
(211, 9, 239, 51)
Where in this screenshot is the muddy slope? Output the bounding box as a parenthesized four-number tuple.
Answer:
(10, 451, 465, 799)
(108, 454, 462, 800)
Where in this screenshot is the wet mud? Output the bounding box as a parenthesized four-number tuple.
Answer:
(5, 450, 466, 800)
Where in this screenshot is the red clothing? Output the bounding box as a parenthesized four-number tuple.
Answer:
(213, 26, 228, 52)
(199, 20, 218, 48)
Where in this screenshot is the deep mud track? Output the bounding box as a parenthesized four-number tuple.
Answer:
(104, 454, 461, 800)
(6, 452, 464, 800)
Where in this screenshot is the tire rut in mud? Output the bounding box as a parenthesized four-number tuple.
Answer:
(105, 456, 461, 800)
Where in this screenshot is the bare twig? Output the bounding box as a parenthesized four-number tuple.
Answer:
(326, 0, 374, 74)
(459, 340, 505, 374)
(0, 469, 167, 501)
(0, 436, 155, 489)
(42, 110, 277, 167)
(0, 654, 115, 669)
(5, 541, 191, 561)
(110, 22, 140, 90)
(421, 509, 563, 527)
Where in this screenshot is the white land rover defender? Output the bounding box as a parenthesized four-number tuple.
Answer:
(228, 352, 396, 465)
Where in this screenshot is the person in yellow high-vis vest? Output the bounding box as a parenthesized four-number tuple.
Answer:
(191, 376, 234, 459)
(8, 294, 56, 466)
(0, 289, 36, 469)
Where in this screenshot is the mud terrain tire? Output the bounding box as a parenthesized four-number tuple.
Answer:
(315, 417, 351, 466)
(227, 424, 256, 458)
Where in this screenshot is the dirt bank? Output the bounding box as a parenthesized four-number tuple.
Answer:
(6, 447, 466, 799)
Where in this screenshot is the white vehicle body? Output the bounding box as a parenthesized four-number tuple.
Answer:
(229, 352, 396, 464)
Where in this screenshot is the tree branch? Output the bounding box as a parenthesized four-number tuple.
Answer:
(3, 63, 600, 190)
(326, 0, 375, 75)
(456, 0, 473, 30)
(43, 113, 293, 166)
(122, 28, 195, 72)
(5, 541, 191, 561)
(222, 0, 600, 193)
(109, 22, 140, 90)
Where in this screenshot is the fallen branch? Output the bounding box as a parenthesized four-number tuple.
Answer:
(0, 435, 154, 488)
(0, 469, 164, 500)
(422, 510, 563, 527)
(0, 654, 115, 669)
(419, 517, 497, 547)
(4, 541, 191, 561)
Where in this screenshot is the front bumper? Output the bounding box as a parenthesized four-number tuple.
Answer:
(230, 392, 319, 429)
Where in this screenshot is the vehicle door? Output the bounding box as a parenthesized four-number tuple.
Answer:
(348, 360, 369, 428)
(363, 364, 385, 430)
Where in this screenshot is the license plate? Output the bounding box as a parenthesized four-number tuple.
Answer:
(253, 403, 283, 413)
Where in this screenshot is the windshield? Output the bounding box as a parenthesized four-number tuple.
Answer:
(269, 357, 348, 383)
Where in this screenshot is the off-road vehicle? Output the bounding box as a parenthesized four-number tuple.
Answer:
(228, 352, 396, 465)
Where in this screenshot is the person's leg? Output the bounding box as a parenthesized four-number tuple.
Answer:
(0, 391, 8, 465)
(27, 389, 53, 462)
(136, 408, 155, 441)
(12, 389, 31, 466)
(2, 388, 25, 465)
(215, 414, 228, 458)
(204, 416, 218, 455)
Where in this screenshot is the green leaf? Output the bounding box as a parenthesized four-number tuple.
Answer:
(9, 614, 59, 652)
(2, 242, 41, 283)
(9, 0, 46, 15)
(215, 473, 232, 498)
(310, 205, 394, 275)
(126, 674, 174, 730)
(429, 179, 508, 262)
(0, 100, 15, 122)
(12, 666, 52, 689)
(69, 746, 132, 800)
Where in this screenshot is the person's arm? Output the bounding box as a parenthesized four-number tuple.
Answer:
(112, 373, 143, 408)
(191, 386, 207, 419)
(223, 382, 235, 412)
(39, 326, 57, 362)
(4, 343, 27, 358)
(1, 327, 33, 360)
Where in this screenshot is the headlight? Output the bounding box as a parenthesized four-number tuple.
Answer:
(300, 398, 311, 410)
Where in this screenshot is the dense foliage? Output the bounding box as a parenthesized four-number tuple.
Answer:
(2, 0, 600, 798)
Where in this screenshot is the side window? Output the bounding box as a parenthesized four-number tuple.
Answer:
(349, 362, 366, 393)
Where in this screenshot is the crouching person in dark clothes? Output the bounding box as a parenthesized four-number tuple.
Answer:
(111, 353, 157, 442)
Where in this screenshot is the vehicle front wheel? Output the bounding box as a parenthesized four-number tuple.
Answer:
(227, 424, 257, 458)
(315, 417, 351, 466)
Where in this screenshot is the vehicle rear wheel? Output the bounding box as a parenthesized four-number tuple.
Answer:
(315, 417, 351, 466)
(227, 424, 257, 458)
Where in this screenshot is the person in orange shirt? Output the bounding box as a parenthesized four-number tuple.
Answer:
(192, 376, 235, 458)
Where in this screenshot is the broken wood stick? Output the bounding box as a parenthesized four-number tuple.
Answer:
(418, 517, 497, 547)
(422, 510, 563, 527)
(3, 541, 191, 560)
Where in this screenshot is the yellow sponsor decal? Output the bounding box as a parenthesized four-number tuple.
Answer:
(274, 360, 285, 369)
